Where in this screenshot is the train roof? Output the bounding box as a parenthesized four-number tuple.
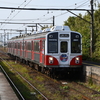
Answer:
(9, 26, 71, 40)
(9, 26, 83, 42)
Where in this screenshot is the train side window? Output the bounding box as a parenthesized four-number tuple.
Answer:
(34, 41, 39, 52)
(48, 41, 58, 53)
(13, 42, 15, 48)
(8, 43, 9, 48)
(14, 43, 16, 48)
(60, 41, 68, 53)
(18, 43, 20, 49)
(27, 42, 31, 50)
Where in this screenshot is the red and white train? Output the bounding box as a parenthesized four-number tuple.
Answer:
(7, 26, 82, 76)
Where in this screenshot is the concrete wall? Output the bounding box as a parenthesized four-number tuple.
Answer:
(83, 66, 100, 84)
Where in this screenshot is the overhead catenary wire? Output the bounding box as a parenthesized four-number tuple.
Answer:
(0, 0, 95, 33)
(0, 22, 53, 24)
(0, 7, 91, 11)
(0, 0, 91, 25)
(0, 0, 32, 29)
(0, 0, 27, 26)
(75, 0, 90, 9)
(41, 0, 90, 23)
(9, 0, 33, 21)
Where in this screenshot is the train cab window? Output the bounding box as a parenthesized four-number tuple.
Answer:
(48, 41, 58, 53)
(71, 32, 81, 53)
(48, 32, 58, 53)
(60, 41, 68, 53)
(71, 42, 81, 53)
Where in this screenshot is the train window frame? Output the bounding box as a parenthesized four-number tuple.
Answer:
(24, 41, 27, 50)
(22, 41, 24, 50)
(71, 41, 81, 53)
(16, 42, 18, 49)
(8, 43, 10, 48)
(34, 40, 39, 52)
(42, 40, 45, 54)
(47, 32, 58, 53)
(71, 32, 81, 53)
(60, 41, 68, 53)
(27, 42, 32, 50)
(48, 41, 58, 53)
(14, 43, 16, 48)
(18, 42, 20, 49)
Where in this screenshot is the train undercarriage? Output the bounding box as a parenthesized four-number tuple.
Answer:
(9, 54, 83, 79)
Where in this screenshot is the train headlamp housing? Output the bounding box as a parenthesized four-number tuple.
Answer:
(49, 57, 53, 64)
(75, 57, 80, 64)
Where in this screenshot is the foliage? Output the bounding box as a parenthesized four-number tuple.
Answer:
(41, 25, 50, 30)
(64, 3, 100, 61)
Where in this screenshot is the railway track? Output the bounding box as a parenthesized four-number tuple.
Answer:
(65, 81, 100, 100)
(0, 65, 25, 100)
(60, 80, 99, 100)
(0, 48, 100, 100)
(0, 57, 49, 100)
(1, 57, 100, 100)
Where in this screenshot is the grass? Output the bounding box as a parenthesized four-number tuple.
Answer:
(0, 60, 67, 100)
(0, 61, 44, 100)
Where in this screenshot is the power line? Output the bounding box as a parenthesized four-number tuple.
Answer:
(75, 0, 90, 8)
(9, 0, 32, 21)
(0, 0, 27, 29)
(0, 29, 31, 32)
(0, 19, 40, 21)
(0, 0, 91, 29)
(24, 0, 89, 8)
(0, 22, 53, 24)
(0, 0, 32, 29)
(0, 6, 91, 11)
(41, 0, 90, 23)
(0, 6, 90, 24)
(2, 0, 27, 22)
(0, 0, 94, 32)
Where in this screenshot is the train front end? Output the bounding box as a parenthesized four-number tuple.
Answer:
(45, 26, 82, 71)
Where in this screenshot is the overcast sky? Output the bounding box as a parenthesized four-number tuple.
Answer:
(0, 0, 99, 39)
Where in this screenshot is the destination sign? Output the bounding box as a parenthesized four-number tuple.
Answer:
(60, 34, 69, 37)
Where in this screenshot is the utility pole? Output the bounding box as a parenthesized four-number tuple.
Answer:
(90, 0, 94, 57)
(4, 31, 6, 47)
(53, 16, 55, 26)
(36, 24, 38, 31)
(7, 32, 9, 40)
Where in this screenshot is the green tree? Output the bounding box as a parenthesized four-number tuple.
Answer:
(64, 13, 91, 57)
(64, 3, 100, 60)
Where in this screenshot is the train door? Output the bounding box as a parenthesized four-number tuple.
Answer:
(59, 40, 69, 67)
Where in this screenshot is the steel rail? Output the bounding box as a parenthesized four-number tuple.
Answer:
(0, 57, 49, 100)
(0, 65, 25, 100)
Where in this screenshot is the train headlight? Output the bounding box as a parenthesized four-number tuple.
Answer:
(49, 57, 53, 64)
(75, 57, 80, 64)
